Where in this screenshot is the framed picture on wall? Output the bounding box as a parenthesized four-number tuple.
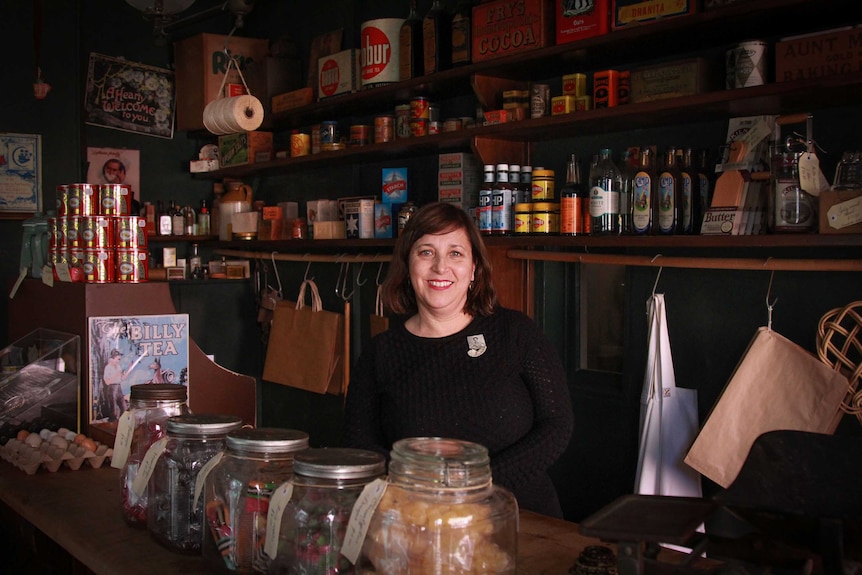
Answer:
(84, 53, 175, 139)
(0, 132, 41, 214)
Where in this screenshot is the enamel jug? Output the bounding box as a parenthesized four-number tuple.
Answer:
(20, 212, 50, 278)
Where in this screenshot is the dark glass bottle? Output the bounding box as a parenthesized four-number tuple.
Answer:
(695, 148, 714, 233)
(478, 164, 494, 236)
(589, 149, 622, 235)
(560, 154, 589, 236)
(680, 148, 696, 234)
(619, 149, 635, 235)
(399, 0, 424, 81)
(423, 0, 452, 75)
(451, 0, 472, 67)
(631, 147, 656, 235)
(491, 163, 514, 235)
(655, 147, 683, 235)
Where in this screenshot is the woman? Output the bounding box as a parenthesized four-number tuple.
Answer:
(342, 201, 574, 518)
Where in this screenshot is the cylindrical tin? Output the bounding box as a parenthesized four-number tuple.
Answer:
(374, 114, 395, 143)
(65, 184, 88, 216)
(531, 202, 560, 234)
(395, 104, 411, 139)
(114, 216, 148, 249)
(82, 248, 115, 283)
(410, 96, 430, 119)
(116, 248, 149, 283)
(320, 121, 339, 145)
(409, 118, 428, 137)
(429, 104, 441, 123)
(47, 217, 59, 250)
(726, 40, 767, 89)
(360, 18, 403, 89)
(67, 246, 85, 283)
(99, 184, 131, 216)
(532, 169, 555, 201)
(349, 124, 371, 146)
(80, 215, 114, 249)
(514, 203, 533, 235)
(428, 121, 441, 135)
(56, 185, 70, 216)
(531, 83, 551, 118)
(63, 216, 82, 249)
(311, 123, 321, 154)
(290, 132, 310, 157)
(73, 183, 98, 216)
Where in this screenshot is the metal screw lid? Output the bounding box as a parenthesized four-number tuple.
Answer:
(129, 383, 187, 401)
(294, 447, 386, 480)
(166, 414, 243, 436)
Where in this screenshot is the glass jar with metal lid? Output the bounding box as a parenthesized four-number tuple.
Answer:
(119, 383, 190, 528)
(147, 413, 244, 554)
(531, 202, 560, 235)
(201, 427, 309, 574)
(268, 447, 386, 574)
(358, 437, 518, 575)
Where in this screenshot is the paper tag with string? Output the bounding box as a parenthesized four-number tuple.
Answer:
(798, 151, 829, 197)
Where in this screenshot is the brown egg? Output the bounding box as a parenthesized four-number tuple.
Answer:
(16, 429, 30, 441)
(80, 437, 97, 452)
(73, 433, 87, 445)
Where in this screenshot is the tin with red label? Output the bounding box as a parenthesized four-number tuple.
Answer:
(80, 216, 114, 249)
(50, 247, 83, 283)
(63, 216, 83, 249)
(48, 217, 60, 250)
(73, 183, 98, 216)
(410, 97, 431, 119)
(99, 184, 131, 215)
(82, 248, 115, 283)
(116, 248, 149, 283)
(115, 216, 148, 248)
(67, 247, 85, 283)
(349, 124, 371, 146)
(374, 115, 394, 143)
(56, 185, 70, 216)
(409, 118, 428, 137)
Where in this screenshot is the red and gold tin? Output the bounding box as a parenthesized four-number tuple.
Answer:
(395, 104, 411, 139)
(67, 247, 85, 283)
(56, 185, 70, 216)
(409, 118, 428, 137)
(80, 216, 114, 249)
(99, 184, 131, 216)
(48, 217, 59, 250)
(374, 115, 394, 143)
(62, 216, 83, 249)
(349, 124, 371, 146)
(410, 96, 431, 119)
(72, 183, 98, 216)
(116, 248, 149, 283)
(114, 216, 148, 249)
(82, 248, 115, 283)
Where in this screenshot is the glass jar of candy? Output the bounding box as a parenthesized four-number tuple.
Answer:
(268, 447, 386, 574)
(201, 427, 309, 574)
(119, 383, 190, 528)
(357, 437, 518, 575)
(148, 413, 244, 553)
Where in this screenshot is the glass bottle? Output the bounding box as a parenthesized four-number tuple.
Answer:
(158, 200, 172, 236)
(201, 428, 309, 574)
(399, 0, 424, 81)
(654, 147, 683, 235)
(769, 149, 816, 233)
(695, 148, 714, 233)
(589, 149, 622, 235)
(423, 0, 452, 76)
(560, 153, 588, 236)
(357, 437, 518, 574)
(171, 200, 185, 236)
(491, 163, 514, 235)
(632, 147, 656, 235)
(680, 148, 696, 234)
(451, 0, 472, 67)
(519, 165, 533, 205)
(117, 383, 190, 528)
(147, 414, 243, 554)
(189, 243, 203, 280)
(619, 150, 635, 235)
(268, 448, 386, 574)
(183, 204, 197, 235)
(478, 164, 494, 236)
(198, 199, 211, 236)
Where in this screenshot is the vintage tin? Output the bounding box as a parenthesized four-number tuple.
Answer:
(531, 202, 560, 234)
(349, 124, 371, 146)
(62, 216, 82, 249)
(726, 40, 767, 89)
(68, 183, 94, 216)
(472, 0, 553, 62)
(556, 0, 610, 45)
(530, 83, 551, 118)
(56, 185, 70, 216)
(443, 118, 463, 131)
(80, 215, 114, 249)
(409, 118, 428, 137)
(593, 69, 620, 108)
(410, 96, 431, 119)
(311, 123, 321, 154)
(395, 104, 411, 138)
(320, 121, 340, 145)
(612, 0, 696, 29)
(360, 18, 403, 89)
(290, 131, 311, 157)
(563, 73, 588, 97)
(82, 248, 115, 283)
(47, 217, 59, 250)
(99, 184, 131, 216)
(116, 248, 149, 283)
(374, 114, 395, 143)
(532, 169, 555, 200)
(115, 216, 148, 249)
(552, 95, 576, 115)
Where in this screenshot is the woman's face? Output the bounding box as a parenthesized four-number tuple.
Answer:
(408, 227, 475, 318)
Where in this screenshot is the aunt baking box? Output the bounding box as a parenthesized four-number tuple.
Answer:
(472, 0, 553, 63)
(556, 0, 610, 45)
(318, 49, 360, 100)
(612, 0, 696, 30)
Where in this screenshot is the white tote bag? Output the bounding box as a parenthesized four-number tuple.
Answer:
(635, 293, 702, 499)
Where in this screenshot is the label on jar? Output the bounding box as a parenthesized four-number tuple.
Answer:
(264, 481, 296, 559)
(131, 436, 168, 497)
(110, 410, 136, 469)
(193, 451, 224, 508)
(341, 477, 388, 564)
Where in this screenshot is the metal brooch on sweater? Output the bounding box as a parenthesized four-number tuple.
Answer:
(467, 334, 487, 357)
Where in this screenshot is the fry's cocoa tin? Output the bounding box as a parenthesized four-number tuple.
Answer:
(82, 248, 115, 283)
(73, 183, 98, 216)
(114, 216, 148, 248)
(99, 184, 131, 215)
(116, 248, 149, 283)
(56, 185, 70, 216)
(80, 216, 114, 249)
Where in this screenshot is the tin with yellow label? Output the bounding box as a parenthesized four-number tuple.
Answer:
(532, 169, 555, 201)
(514, 203, 533, 235)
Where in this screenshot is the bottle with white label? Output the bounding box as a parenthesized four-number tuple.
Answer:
(589, 149, 622, 235)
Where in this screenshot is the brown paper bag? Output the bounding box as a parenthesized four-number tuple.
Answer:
(263, 279, 344, 394)
(684, 326, 849, 488)
(369, 284, 389, 338)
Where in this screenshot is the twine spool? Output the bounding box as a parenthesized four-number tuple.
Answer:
(203, 94, 264, 135)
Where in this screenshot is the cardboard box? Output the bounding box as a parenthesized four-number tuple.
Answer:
(174, 33, 270, 132)
(472, 0, 553, 63)
(630, 58, 710, 103)
(218, 131, 273, 168)
(819, 189, 862, 234)
(612, 0, 696, 30)
(439, 153, 481, 208)
(313, 221, 346, 239)
(556, 0, 610, 45)
(374, 203, 394, 238)
(318, 49, 360, 100)
(775, 27, 862, 82)
(272, 87, 314, 114)
(382, 168, 408, 204)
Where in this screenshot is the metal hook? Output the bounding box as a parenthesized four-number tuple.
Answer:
(355, 261, 368, 287)
(651, 265, 663, 296)
(270, 251, 282, 294)
(337, 262, 355, 301)
(766, 270, 778, 331)
(303, 261, 313, 282)
(375, 262, 385, 286)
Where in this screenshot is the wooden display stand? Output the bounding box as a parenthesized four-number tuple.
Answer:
(7, 279, 256, 441)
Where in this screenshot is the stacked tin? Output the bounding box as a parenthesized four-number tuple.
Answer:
(51, 183, 149, 283)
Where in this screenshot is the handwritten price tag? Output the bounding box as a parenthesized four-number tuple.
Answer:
(131, 436, 168, 497)
(340, 478, 387, 565)
(110, 410, 135, 469)
(263, 481, 295, 560)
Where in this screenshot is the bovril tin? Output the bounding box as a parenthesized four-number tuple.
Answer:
(114, 216, 148, 249)
(82, 248, 115, 283)
(116, 248, 149, 283)
(99, 184, 131, 216)
(80, 216, 114, 249)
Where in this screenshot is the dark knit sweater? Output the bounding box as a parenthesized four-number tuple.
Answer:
(342, 306, 574, 517)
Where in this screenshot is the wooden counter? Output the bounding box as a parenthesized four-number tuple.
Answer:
(0, 462, 599, 574)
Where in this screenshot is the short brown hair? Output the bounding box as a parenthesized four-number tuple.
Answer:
(382, 202, 496, 316)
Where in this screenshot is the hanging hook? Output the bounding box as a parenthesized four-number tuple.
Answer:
(651, 265, 663, 296)
(375, 262, 386, 286)
(355, 261, 368, 287)
(765, 270, 778, 331)
(337, 262, 355, 301)
(270, 251, 282, 295)
(303, 260, 314, 282)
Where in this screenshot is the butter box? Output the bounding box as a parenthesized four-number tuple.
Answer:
(556, 0, 610, 45)
(472, 0, 553, 63)
(218, 131, 273, 167)
(630, 58, 710, 103)
(612, 0, 696, 30)
(775, 27, 862, 82)
(317, 49, 360, 100)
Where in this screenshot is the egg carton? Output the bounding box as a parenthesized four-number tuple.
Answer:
(0, 427, 113, 475)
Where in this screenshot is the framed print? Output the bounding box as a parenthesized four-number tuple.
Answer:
(0, 133, 41, 214)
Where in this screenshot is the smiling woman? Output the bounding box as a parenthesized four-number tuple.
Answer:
(341, 201, 575, 518)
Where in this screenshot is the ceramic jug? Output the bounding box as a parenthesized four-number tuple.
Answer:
(218, 182, 253, 241)
(20, 212, 50, 279)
